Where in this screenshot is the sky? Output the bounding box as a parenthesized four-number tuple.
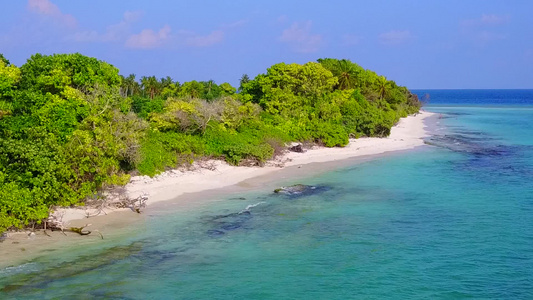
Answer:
(1, 0, 532, 89)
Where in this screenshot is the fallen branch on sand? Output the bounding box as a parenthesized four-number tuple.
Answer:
(43, 213, 104, 239)
(115, 192, 148, 213)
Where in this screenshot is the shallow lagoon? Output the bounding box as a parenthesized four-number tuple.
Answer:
(2, 91, 533, 299)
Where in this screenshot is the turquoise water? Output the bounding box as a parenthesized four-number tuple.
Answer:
(1, 91, 533, 299)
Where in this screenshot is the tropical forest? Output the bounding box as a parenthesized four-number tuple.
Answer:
(0, 53, 421, 232)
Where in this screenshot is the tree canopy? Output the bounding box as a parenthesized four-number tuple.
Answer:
(0, 53, 420, 232)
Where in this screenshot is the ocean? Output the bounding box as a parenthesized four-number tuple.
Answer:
(1, 90, 532, 299)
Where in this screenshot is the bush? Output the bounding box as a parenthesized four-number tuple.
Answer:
(131, 96, 165, 119)
(136, 131, 205, 176)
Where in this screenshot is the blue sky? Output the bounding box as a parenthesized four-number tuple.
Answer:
(1, 0, 532, 89)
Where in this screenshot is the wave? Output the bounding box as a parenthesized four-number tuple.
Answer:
(0, 262, 39, 277)
(240, 201, 266, 214)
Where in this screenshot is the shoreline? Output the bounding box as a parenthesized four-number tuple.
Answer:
(57, 110, 435, 223)
(129, 110, 435, 205)
(0, 110, 435, 268)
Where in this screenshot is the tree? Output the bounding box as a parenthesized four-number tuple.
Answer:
(19, 53, 121, 95)
(241, 62, 337, 113)
(161, 82, 180, 99)
(179, 80, 205, 98)
(0, 53, 422, 233)
(121, 74, 137, 97)
(376, 75, 391, 101)
(219, 82, 236, 96)
(0, 58, 20, 118)
(239, 74, 250, 91)
(318, 58, 364, 90)
(141, 76, 160, 100)
(202, 79, 221, 100)
(160, 76, 173, 90)
(0, 53, 10, 65)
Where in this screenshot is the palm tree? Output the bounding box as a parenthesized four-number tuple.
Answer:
(160, 76, 173, 90)
(122, 74, 137, 97)
(239, 74, 250, 91)
(205, 80, 215, 94)
(318, 58, 361, 90)
(179, 81, 204, 99)
(203, 79, 220, 100)
(376, 75, 391, 101)
(140, 76, 160, 100)
(336, 59, 361, 90)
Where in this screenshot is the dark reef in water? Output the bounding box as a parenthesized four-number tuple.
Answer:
(0, 242, 144, 295)
(425, 127, 533, 183)
(274, 184, 331, 198)
(202, 184, 332, 237)
(437, 111, 472, 119)
(204, 209, 254, 236)
(424, 134, 511, 156)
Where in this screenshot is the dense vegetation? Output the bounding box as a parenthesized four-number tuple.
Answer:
(0, 53, 420, 232)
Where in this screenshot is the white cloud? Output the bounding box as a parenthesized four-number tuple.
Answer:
(73, 10, 143, 43)
(280, 21, 322, 53)
(460, 14, 509, 45)
(125, 25, 171, 49)
(379, 30, 413, 45)
(123, 10, 143, 23)
(70, 8, 238, 50)
(27, 0, 77, 28)
(461, 14, 510, 27)
(477, 31, 506, 43)
(481, 14, 509, 25)
(184, 30, 225, 47)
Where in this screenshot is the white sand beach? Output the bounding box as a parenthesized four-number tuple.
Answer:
(53, 110, 435, 224)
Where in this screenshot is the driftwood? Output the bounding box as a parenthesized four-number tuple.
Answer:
(67, 224, 103, 239)
(81, 189, 149, 217)
(43, 213, 104, 239)
(288, 144, 305, 153)
(2, 190, 150, 241)
(114, 193, 148, 214)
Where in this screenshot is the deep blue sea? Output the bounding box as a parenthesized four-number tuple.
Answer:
(1, 90, 533, 299)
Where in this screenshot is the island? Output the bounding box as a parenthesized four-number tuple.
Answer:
(0, 53, 423, 236)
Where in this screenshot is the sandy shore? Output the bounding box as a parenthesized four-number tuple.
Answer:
(0, 111, 434, 267)
(54, 110, 435, 223)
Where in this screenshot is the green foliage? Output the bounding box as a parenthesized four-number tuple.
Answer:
(0, 53, 144, 232)
(0, 59, 20, 118)
(202, 126, 275, 166)
(314, 122, 349, 147)
(0, 130, 79, 230)
(242, 62, 338, 114)
(136, 131, 204, 176)
(219, 82, 236, 96)
(318, 58, 364, 90)
(0, 54, 10, 65)
(239, 58, 421, 145)
(0, 59, 20, 98)
(160, 82, 180, 99)
(179, 80, 205, 99)
(0, 53, 420, 233)
(131, 95, 166, 119)
(20, 53, 121, 95)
